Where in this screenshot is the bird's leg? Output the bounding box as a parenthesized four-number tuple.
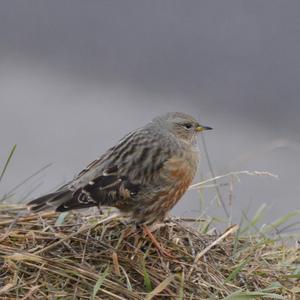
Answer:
(142, 225, 174, 258)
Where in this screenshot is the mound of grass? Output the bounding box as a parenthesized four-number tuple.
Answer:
(0, 206, 299, 299)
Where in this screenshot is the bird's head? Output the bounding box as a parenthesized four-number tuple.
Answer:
(153, 112, 212, 143)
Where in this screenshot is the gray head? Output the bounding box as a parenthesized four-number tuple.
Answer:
(152, 112, 212, 143)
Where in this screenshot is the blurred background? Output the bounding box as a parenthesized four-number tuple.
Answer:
(0, 1, 299, 229)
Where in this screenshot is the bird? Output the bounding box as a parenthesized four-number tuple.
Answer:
(28, 112, 212, 226)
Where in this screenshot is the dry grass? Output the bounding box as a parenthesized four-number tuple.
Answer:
(0, 206, 299, 300)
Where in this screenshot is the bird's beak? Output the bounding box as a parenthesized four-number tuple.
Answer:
(195, 125, 213, 132)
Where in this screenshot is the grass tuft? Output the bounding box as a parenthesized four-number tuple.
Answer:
(0, 206, 299, 299)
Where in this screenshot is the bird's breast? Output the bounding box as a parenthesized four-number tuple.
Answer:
(160, 152, 198, 207)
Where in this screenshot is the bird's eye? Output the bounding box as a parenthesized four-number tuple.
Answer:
(183, 123, 193, 130)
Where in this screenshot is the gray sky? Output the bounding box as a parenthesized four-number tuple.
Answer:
(1, 1, 299, 229)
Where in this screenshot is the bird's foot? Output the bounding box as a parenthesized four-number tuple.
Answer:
(142, 225, 175, 259)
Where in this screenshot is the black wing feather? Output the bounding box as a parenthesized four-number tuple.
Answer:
(56, 165, 140, 212)
(29, 163, 140, 213)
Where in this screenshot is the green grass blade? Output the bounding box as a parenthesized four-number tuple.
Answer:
(261, 209, 300, 234)
(0, 144, 17, 183)
(223, 291, 284, 300)
(225, 259, 249, 283)
(177, 272, 185, 300)
(92, 266, 110, 300)
(240, 204, 267, 234)
(141, 257, 152, 292)
(262, 281, 283, 292)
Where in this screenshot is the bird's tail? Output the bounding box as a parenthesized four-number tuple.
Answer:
(28, 186, 101, 212)
(27, 189, 73, 212)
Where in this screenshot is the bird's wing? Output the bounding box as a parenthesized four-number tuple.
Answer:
(28, 162, 140, 212)
(56, 164, 141, 212)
